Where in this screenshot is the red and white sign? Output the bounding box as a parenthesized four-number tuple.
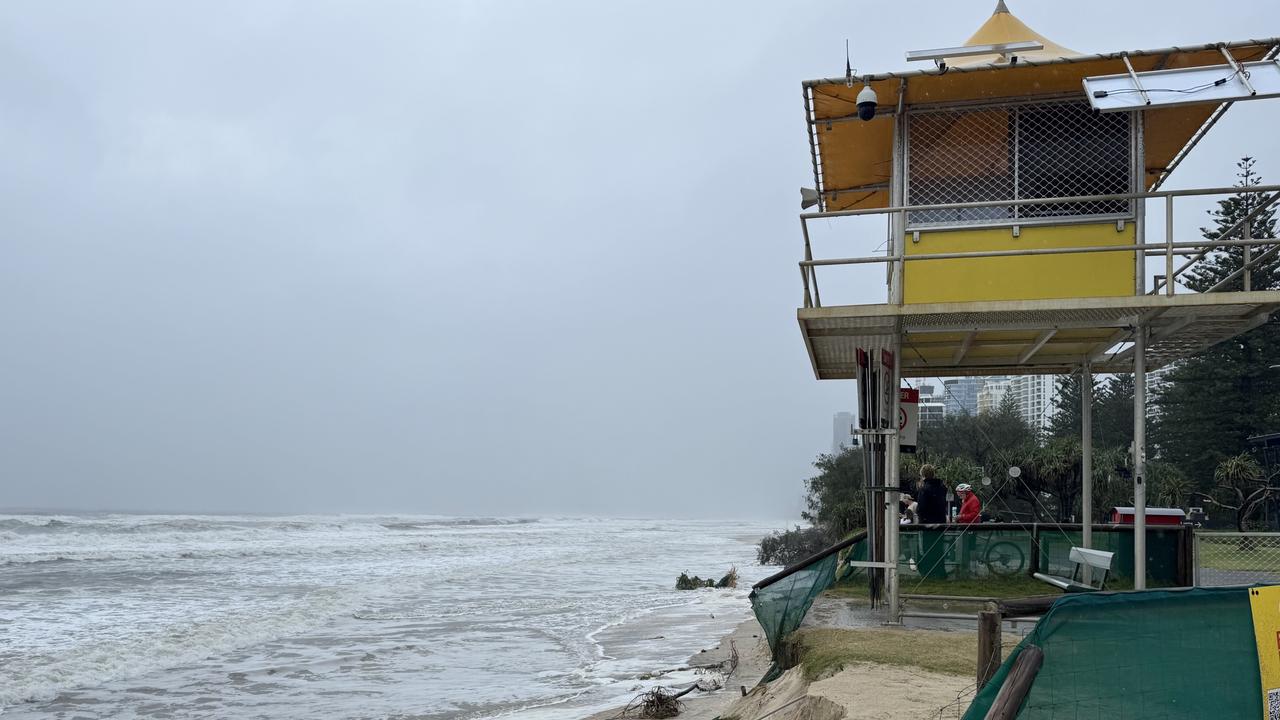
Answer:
(899, 387, 919, 453)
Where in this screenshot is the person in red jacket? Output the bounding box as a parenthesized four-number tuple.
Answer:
(956, 483, 982, 524)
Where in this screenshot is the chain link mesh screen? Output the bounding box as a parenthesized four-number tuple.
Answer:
(906, 101, 1132, 228)
(1195, 532, 1280, 586)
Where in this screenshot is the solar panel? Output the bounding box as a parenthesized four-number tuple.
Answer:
(1084, 59, 1280, 113)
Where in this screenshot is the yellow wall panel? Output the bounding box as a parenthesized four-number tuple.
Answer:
(903, 222, 1135, 304)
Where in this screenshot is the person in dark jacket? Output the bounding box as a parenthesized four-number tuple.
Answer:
(916, 465, 949, 524)
(915, 464, 949, 579)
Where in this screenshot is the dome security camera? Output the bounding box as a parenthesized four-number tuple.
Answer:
(856, 84, 878, 121)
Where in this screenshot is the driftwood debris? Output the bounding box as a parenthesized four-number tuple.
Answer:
(675, 566, 738, 590)
(611, 640, 740, 718)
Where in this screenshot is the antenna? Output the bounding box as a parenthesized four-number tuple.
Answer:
(846, 39, 854, 88)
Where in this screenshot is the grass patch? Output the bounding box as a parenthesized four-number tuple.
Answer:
(787, 626, 978, 680)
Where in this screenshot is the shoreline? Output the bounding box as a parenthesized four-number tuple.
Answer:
(583, 614, 771, 720)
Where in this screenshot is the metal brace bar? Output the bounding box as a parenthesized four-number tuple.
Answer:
(1220, 46, 1257, 96)
(1122, 54, 1152, 106)
(952, 331, 977, 364)
(1018, 329, 1058, 364)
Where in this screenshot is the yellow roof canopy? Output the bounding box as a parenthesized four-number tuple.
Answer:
(803, 3, 1280, 212)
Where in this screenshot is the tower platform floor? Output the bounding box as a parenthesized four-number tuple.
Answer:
(798, 291, 1280, 379)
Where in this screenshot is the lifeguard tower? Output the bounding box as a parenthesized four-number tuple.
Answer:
(795, 3, 1280, 616)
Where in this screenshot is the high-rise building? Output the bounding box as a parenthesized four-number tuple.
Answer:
(1007, 374, 1059, 433)
(920, 399, 946, 425)
(916, 384, 946, 424)
(977, 379, 1010, 413)
(832, 411, 856, 454)
(943, 377, 982, 416)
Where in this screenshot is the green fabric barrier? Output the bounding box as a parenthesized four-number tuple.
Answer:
(749, 538, 865, 680)
(750, 525, 1192, 691)
(896, 526, 1185, 585)
(962, 587, 1260, 719)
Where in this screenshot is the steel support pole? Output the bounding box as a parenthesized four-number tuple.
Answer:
(1165, 197, 1175, 296)
(890, 92, 906, 305)
(1081, 358, 1094, 585)
(885, 334, 903, 624)
(1133, 325, 1148, 590)
(1134, 112, 1146, 296)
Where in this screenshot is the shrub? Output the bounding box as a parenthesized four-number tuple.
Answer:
(757, 526, 833, 566)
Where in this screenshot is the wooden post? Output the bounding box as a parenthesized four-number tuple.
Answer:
(1177, 525, 1194, 586)
(977, 611, 1003, 689)
(984, 645, 1044, 720)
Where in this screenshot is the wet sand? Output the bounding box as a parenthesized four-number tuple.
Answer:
(583, 615, 771, 720)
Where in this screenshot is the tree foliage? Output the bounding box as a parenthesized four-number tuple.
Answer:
(1183, 156, 1279, 293)
(801, 449, 867, 538)
(1153, 158, 1280, 485)
(1194, 453, 1280, 532)
(757, 526, 833, 566)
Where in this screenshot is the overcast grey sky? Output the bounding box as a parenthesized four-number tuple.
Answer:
(2, 1, 1277, 518)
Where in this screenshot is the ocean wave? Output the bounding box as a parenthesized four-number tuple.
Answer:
(0, 514, 539, 538)
(0, 588, 362, 708)
(0, 540, 438, 566)
(380, 517, 538, 530)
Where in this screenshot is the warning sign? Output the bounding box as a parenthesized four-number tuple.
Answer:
(899, 388, 919, 454)
(1248, 586, 1280, 719)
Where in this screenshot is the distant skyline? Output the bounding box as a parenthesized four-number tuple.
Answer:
(2, 1, 1277, 518)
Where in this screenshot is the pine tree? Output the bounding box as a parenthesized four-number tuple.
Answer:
(1095, 374, 1135, 451)
(1183, 156, 1279, 292)
(1152, 158, 1280, 485)
(1048, 373, 1103, 442)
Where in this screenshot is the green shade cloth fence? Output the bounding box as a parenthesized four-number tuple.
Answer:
(963, 587, 1261, 719)
(749, 531, 867, 680)
(897, 524, 1190, 585)
(750, 524, 1192, 678)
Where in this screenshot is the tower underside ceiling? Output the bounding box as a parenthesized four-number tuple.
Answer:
(798, 292, 1280, 379)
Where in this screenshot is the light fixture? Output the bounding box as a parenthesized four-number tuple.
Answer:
(800, 187, 821, 210)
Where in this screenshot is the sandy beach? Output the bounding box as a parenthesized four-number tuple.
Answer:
(586, 606, 975, 720)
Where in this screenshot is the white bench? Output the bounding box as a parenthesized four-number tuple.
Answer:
(1033, 547, 1113, 592)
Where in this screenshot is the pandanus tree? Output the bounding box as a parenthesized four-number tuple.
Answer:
(1193, 453, 1280, 535)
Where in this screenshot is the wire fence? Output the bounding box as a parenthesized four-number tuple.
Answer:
(1194, 531, 1280, 586)
(905, 99, 1132, 228)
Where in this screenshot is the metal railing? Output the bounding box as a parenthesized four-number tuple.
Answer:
(799, 184, 1280, 309)
(1193, 531, 1280, 586)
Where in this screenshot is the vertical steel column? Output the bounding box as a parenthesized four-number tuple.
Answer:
(890, 80, 907, 305)
(1132, 109, 1148, 589)
(885, 334, 903, 624)
(1165, 197, 1175, 296)
(1081, 359, 1094, 585)
(1133, 325, 1148, 589)
(884, 81, 908, 620)
(1134, 111, 1146, 296)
